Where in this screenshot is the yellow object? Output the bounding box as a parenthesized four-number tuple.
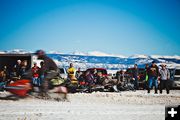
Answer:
(51, 78, 65, 86)
(67, 67, 76, 76)
(67, 67, 76, 80)
(71, 80, 78, 84)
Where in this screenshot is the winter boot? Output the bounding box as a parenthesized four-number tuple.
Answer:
(147, 88, 150, 93)
(167, 90, 169, 94)
(155, 88, 158, 94)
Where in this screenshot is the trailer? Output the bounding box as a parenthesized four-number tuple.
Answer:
(0, 53, 45, 70)
(0, 53, 34, 70)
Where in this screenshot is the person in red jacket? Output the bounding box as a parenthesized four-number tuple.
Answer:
(31, 62, 40, 86)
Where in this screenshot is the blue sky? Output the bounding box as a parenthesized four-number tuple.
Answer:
(0, 0, 180, 56)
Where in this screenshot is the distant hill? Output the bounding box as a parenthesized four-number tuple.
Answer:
(47, 53, 180, 70)
(1, 49, 179, 70)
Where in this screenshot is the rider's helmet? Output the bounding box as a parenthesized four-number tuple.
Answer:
(34, 50, 46, 58)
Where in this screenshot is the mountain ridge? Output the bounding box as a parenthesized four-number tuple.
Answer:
(1, 49, 180, 69)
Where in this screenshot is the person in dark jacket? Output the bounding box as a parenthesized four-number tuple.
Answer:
(147, 61, 159, 94)
(39, 61, 45, 86)
(35, 50, 59, 96)
(14, 60, 22, 77)
(132, 64, 139, 90)
(20, 60, 28, 78)
(84, 70, 95, 86)
(76, 68, 82, 80)
(96, 72, 105, 85)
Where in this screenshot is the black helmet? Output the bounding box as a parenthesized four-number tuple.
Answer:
(35, 50, 46, 56)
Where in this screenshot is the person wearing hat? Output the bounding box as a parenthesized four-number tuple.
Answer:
(159, 64, 170, 94)
(35, 50, 59, 96)
(147, 61, 159, 94)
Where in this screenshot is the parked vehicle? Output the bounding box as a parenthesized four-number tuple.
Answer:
(167, 68, 175, 88)
(0, 79, 32, 97)
(171, 68, 180, 88)
(125, 68, 145, 81)
(125, 68, 146, 89)
(59, 68, 67, 79)
(0, 54, 33, 72)
(86, 68, 108, 77)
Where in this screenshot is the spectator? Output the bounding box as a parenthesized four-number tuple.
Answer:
(147, 61, 159, 94)
(116, 70, 125, 85)
(10, 67, 18, 80)
(96, 72, 105, 85)
(92, 69, 98, 82)
(144, 64, 149, 89)
(77, 72, 86, 87)
(120, 70, 126, 83)
(31, 62, 40, 86)
(3, 66, 8, 81)
(0, 71, 3, 82)
(76, 68, 82, 79)
(0, 66, 8, 82)
(20, 60, 28, 77)
(84, 70, 95, 86)
(132, 64, 139, 90)
(67, 63, 76, 81)
(159, 64, 170, 94)
(116, 70, 121, 82)
(14, 60, 22, 77)
(39, 61, 45, 87)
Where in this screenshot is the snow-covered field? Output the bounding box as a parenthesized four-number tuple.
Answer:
(0, 90, 180, 120)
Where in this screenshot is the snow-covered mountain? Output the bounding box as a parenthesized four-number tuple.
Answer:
(47, 52, 180, 70)
(71, 51, 127, 58)
(1, 49, 180, 70)
(0, 49, 31, 54)
(129, 54, 149, 59)
(150, 55, 180, 60)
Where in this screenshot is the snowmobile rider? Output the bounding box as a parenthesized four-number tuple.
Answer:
(35, 50, 59, 96)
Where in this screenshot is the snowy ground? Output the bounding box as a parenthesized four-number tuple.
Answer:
(0, 90, 180, 120)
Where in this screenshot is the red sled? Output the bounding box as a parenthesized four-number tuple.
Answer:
(5, 79, 32, 97)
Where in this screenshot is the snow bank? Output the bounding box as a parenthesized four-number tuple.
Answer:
(0, 90, 180, 120)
